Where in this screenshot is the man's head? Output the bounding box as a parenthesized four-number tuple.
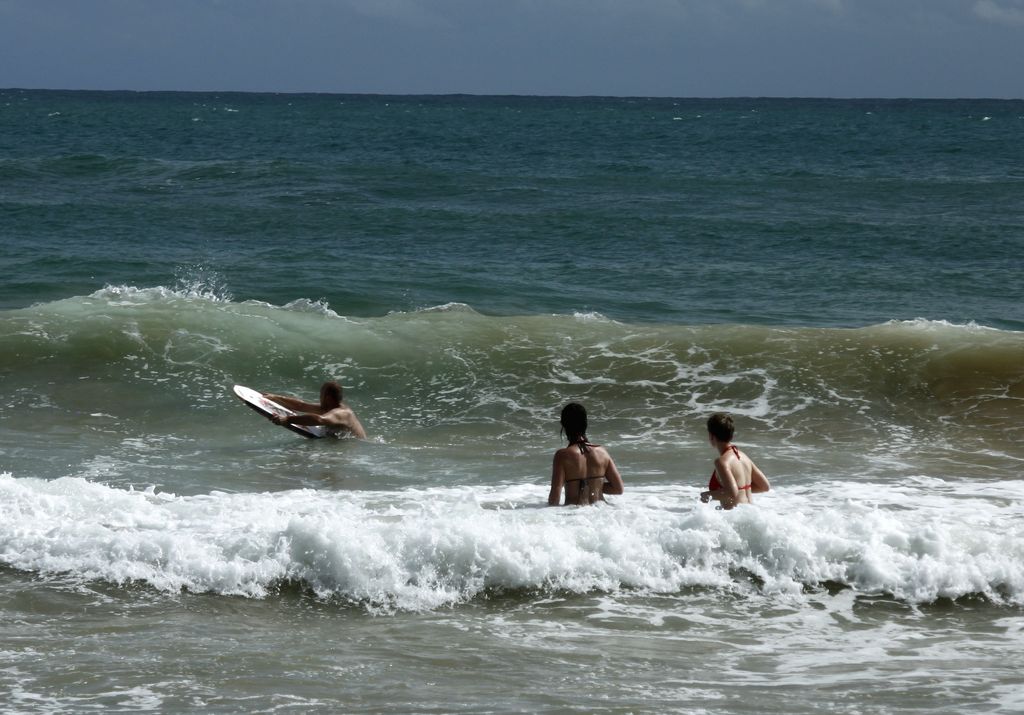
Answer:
(320, 381, 343, 409)
(707, 412, 735, 443)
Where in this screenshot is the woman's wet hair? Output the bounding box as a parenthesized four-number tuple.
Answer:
(707, 412, 735, 442)
(560, 402, 588, 443)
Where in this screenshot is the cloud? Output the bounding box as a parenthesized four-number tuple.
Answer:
(973, 0, 1024, 25)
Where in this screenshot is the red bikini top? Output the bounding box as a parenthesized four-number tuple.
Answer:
(708, 445, 751, 491)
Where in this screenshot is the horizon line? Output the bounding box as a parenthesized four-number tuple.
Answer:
(2, 87, 1022, 102)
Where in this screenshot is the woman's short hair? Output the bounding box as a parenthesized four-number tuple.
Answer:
(707, 412, 735, 442)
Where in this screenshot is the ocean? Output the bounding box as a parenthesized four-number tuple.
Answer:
(1, 89, 1023, 713)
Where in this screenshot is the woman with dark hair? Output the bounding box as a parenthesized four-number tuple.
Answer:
(699, 412, 769, 509)
(548, 402, 624, 506)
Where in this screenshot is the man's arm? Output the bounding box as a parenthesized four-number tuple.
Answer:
(273, 413, 326, 427)
(272, 407, 367, 438)
(264, 393, 321, 413)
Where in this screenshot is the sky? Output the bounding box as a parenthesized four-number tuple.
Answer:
(1, 0, 1022, 98)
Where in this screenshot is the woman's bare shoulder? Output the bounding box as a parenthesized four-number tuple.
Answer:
(553, 446, 575, 460)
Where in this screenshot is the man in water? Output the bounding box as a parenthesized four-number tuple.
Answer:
(263, 381, 367, 438)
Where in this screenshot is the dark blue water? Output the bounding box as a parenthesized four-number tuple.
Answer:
(2, 91, 1022, 327)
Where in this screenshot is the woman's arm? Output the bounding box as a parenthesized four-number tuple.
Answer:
(548, 452, 565, 506)
(750, 461, 770, 493)
(602, 453, 624, 495)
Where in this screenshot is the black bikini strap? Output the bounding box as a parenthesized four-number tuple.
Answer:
(570, 436, 590, 454)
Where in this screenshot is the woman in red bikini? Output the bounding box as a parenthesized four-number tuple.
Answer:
(700, 413, 770, 509)
(548, 402, 625, 506)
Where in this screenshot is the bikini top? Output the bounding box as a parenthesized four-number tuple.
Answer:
(565, 473, 607, 505)
(565, 474, 605, 483)
(708, 444, 751, 491)
(564, 437, 606, 487)
(568, 436, 595, 454)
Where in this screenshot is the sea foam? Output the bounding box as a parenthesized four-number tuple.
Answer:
(2, 473, 1022, 612)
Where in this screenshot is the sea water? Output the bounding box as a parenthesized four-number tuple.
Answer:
(1, 90, 1023, 713)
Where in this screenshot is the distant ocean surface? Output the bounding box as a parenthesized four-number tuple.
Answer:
(2, 90, 1023, 713)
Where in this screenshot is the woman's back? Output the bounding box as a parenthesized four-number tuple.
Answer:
(549, 402, 624, 507)
(556, 444, 614, 506)
(701, 413, 770, 509)
(713, 446, 754, 505)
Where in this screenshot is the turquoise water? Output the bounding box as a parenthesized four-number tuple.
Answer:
(2, 90, 1024, 713)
